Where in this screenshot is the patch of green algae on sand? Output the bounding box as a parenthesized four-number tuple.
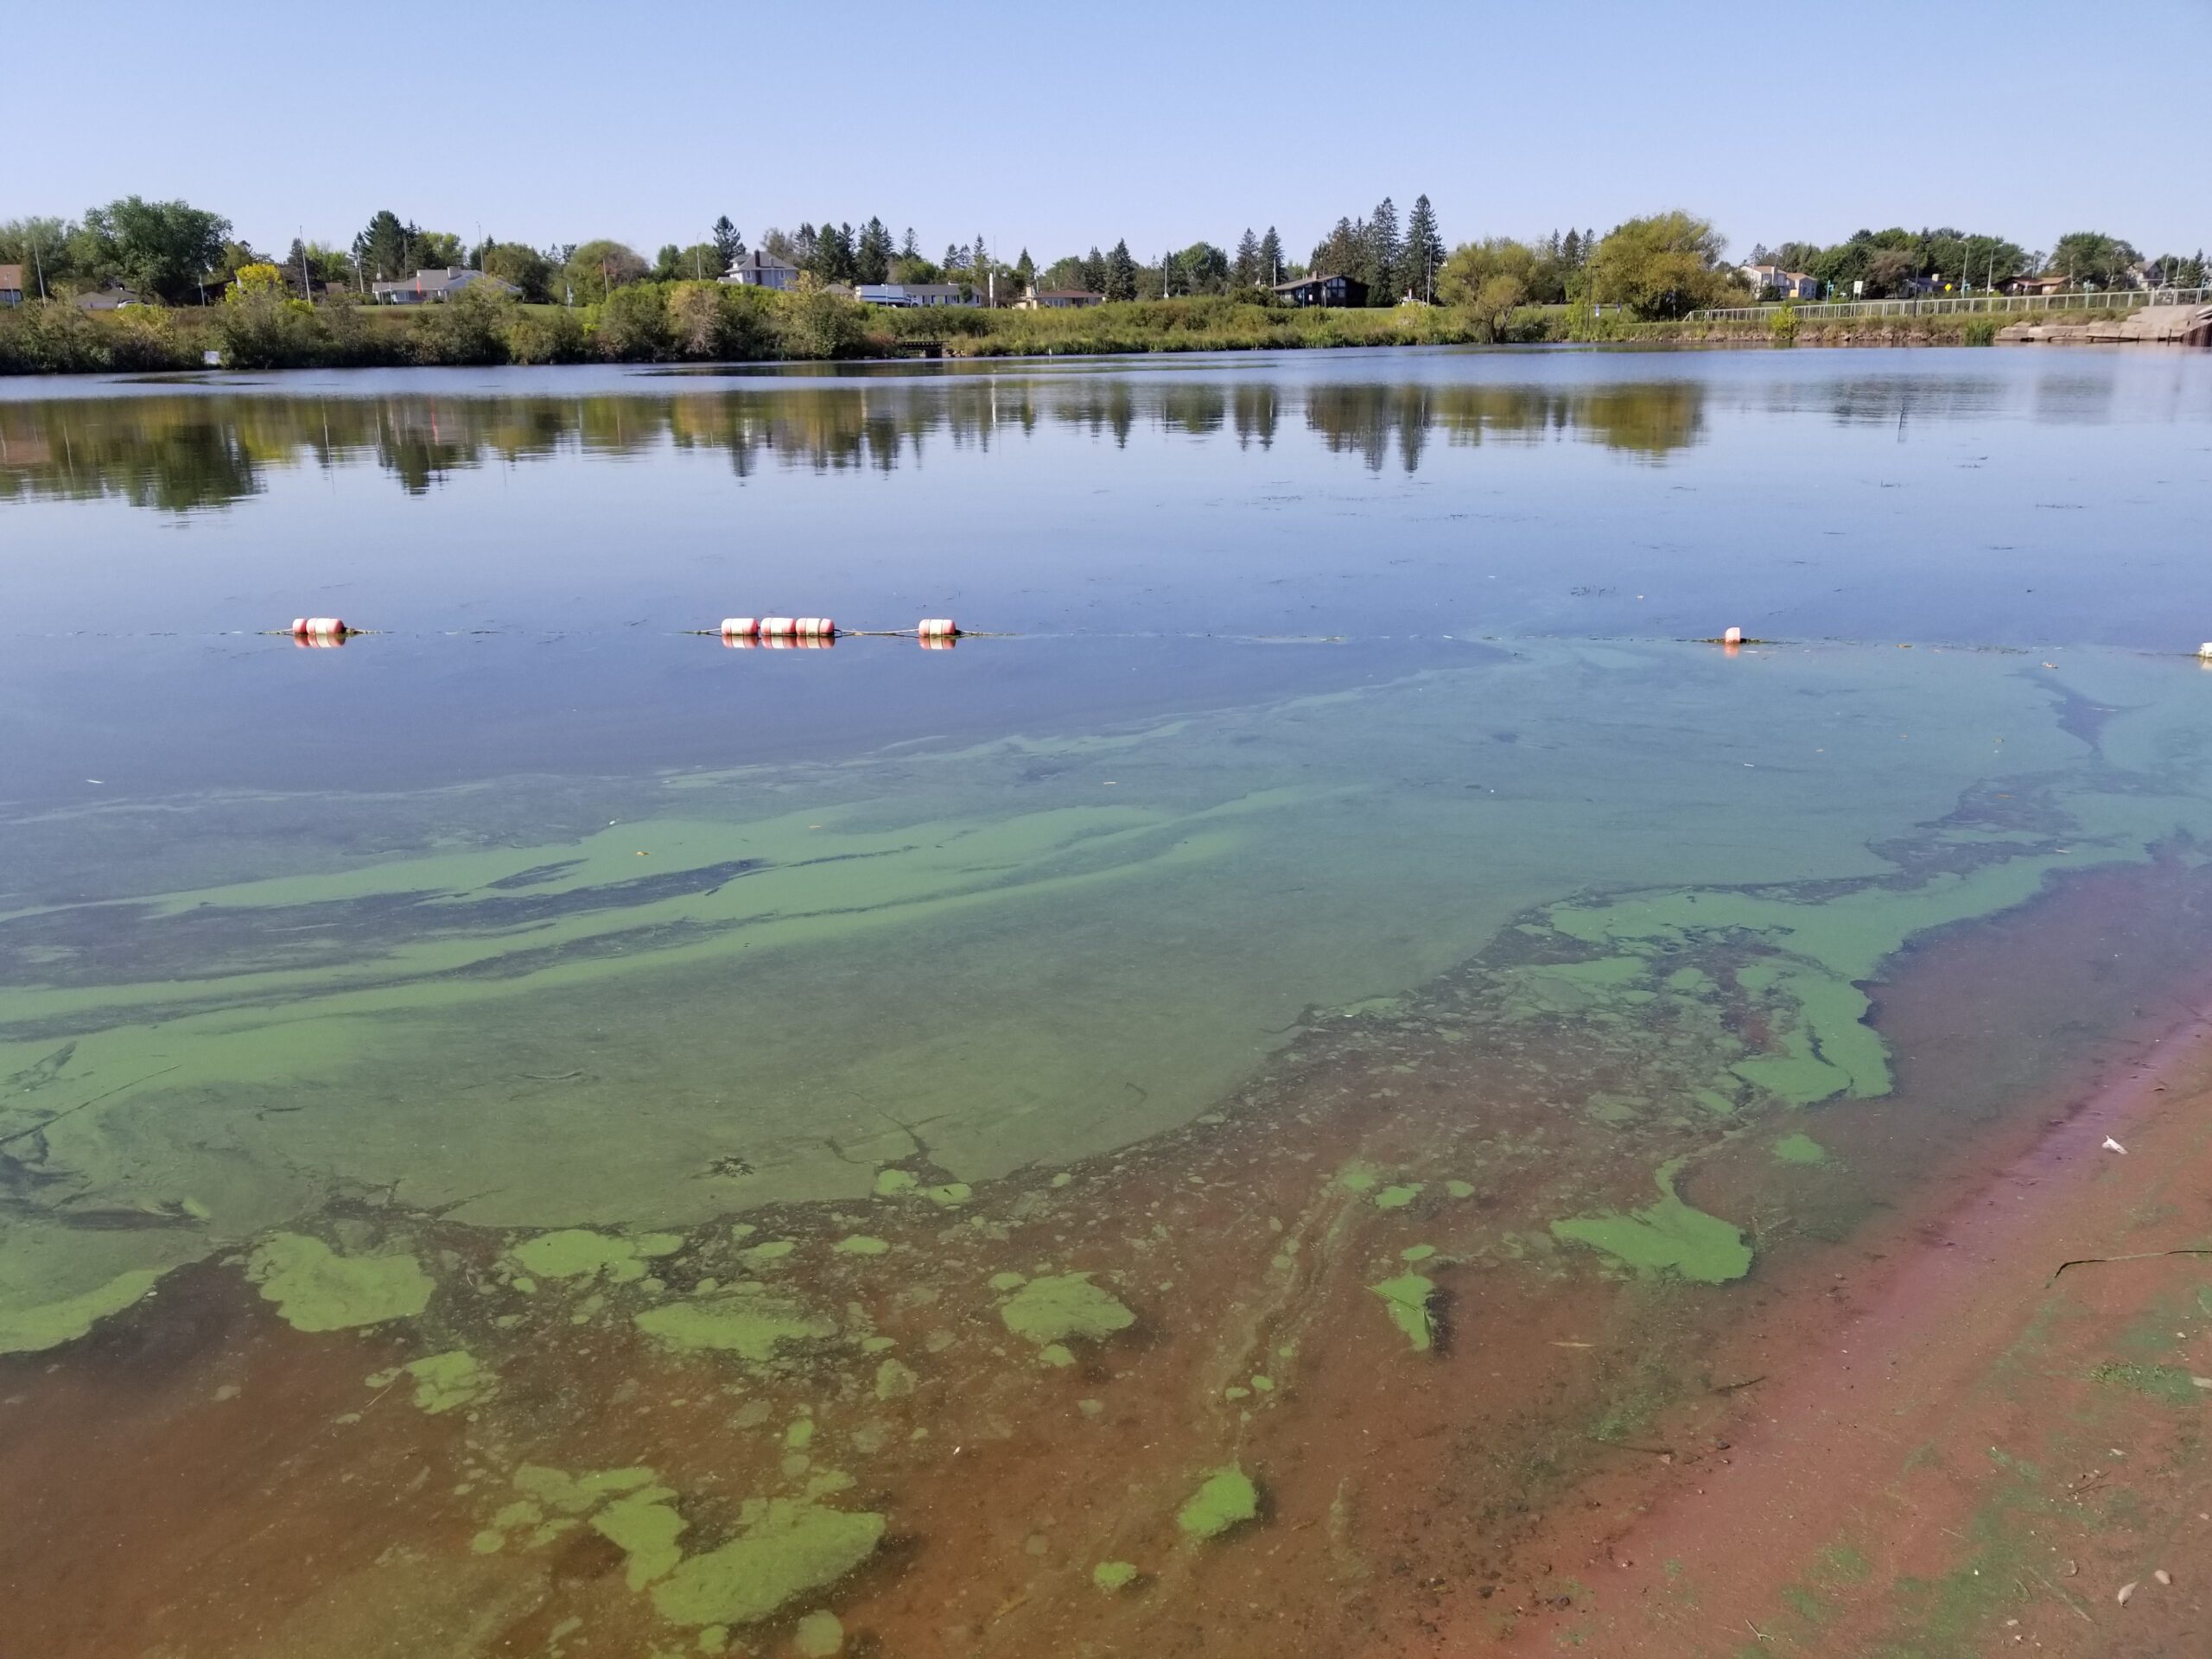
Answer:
(650, 1498, 886, 1626)
(511, 1228, 683, 1284)
(1178, 1467, 1259, 1539)
(246, 1233, 433, 1332)
(593, 1486, 689, 1590)
(1773, 1133, 1828, 1166)
(365, 1349, 494, 1414)
(1093, 1560, 1139, 1591)
(634, 1287, 836, 1361)
(1551, 1160, 1751, 1284)
(1369, 1274, 1437, 1351)
(998, 1273, 1135, 1347)
(0, 1268, 161, 1356)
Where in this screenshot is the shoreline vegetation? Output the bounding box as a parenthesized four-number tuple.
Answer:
(5, 200, 2186, 375)
(0, 283, 2148, 378)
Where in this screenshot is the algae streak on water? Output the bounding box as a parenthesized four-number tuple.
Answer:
(997, 1272, 1136, 1348)
(7, 644, 2210, 1351)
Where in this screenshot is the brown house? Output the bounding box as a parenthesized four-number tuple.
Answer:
(0, 264, 24, 306)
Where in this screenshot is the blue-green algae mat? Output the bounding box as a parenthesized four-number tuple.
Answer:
(5, 638, 2207, 1340)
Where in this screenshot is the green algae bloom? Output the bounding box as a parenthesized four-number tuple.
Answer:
(1338, 1164, 1379, 1194)
(365, 1349, 493, 1414)
(1177, 1466, 1259, 1540)
(874, 1357, 918, 1400)
(592, 1486, 688, 1590)
(1400, 1243, 1437, 1262)
(1550, 1160, 1751, 1284)
(649, 1498, 886, 1626)
(1092, 1560, 1139, 1591)
(998, 1273, 1135, 1348)
(634, 1287, 836, 1361)
(1773, 1132, 1829, 1165)
(511, 1228, 683, 1285)
(245, 1234, 433, 1332)
(1370, 1274, 1436, 1351)
(793, 1611, 844, 1656)
(1372, 1183, 1423, 1211)
(0, 1268, 161, 1357)
(512, 1463, 660, 1515)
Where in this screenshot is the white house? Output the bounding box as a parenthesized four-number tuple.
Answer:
(1737, 264, 1820, 301)
(725, 251, 800, 290)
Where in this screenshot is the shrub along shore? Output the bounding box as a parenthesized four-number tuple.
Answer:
(0, 283, 2088, 376)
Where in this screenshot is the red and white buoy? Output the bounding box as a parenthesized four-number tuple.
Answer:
(918, 618, 958, 640)
(721, 617, 760, 641)
(1721, 626, 1744, 645)
(758, 616, 798, 639)
(291, 616, 347, 639)
(795, 616, 836, 639)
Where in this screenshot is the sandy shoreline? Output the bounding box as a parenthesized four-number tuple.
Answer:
(1478, 971, 2212, 1656)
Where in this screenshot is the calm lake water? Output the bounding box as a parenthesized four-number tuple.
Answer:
(3, 346, 2209, 1657)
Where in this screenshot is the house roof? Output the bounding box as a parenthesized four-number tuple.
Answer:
(370, 268, 517, 297)
(0, 264, 23, 293)
(1273, 273, 1356, 291)
(1032, 288, 1104, 300)
(731, 251, 798, 273)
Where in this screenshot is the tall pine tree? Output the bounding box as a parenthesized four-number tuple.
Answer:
(711, 215, 742, 269)
(1366, 198, 1402, 304)
(1257, 226, 1284, 286)
(1233, 228, 1260, 288)
(1103, 239, 1137, 302)
(1402, 195, 1444, 302)
(1079, 245, 1106, 292)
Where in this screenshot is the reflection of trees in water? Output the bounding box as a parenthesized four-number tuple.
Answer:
(0, 376, 1710, 511)
(1305, 382, 1707, 471)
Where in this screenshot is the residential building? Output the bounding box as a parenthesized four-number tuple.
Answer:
(0, 264, 23, 307)
(725, 251, 800, 290)
(74, 288, 140, 310)
(1273, 273, 1368, 308)
(2005, 273, 2073, 297)
(370, 268, 519, 305)
(1737, 264, 1820, 301)
(853, 283, 977, 308)
(1015, 287, 1105, 310)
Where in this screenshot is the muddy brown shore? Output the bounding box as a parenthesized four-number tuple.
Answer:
(6, 856, 2212, 1658)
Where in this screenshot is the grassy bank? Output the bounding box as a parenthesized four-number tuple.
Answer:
(2, 284, 2123, 376)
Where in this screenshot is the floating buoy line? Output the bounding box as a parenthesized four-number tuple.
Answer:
(56, 620, 2212, 665)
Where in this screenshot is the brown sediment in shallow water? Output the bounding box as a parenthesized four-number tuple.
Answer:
(1469, 853, 2212, 1657)
(6, 857, 2212, 1657)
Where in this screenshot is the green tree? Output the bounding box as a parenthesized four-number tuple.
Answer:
(1178, 242, 1230, 295)
(1103, 239, 1138, 302)
(594, 283, 671, 360)
(566, 240, 648, 302)
(1402, 196, 1444, 303)
(1366, 198, 1402, 304)
(855, 218, 894, 284)
(2049, 231, 2141, 289)
(1257, 226, 1284, 286)
(775, 285, 867, 358)
(1078, 246, 1107, 292)
(1233, 228, 1260, 288)
(480, 242, 553, 303)
(711, 215, 743, 270)
(0, 217, 73, 297)
(1438, 238, 1537, 333)
(81, 196, 232, 303)
(353, 210, 413, 283)
(1585, 212, 1732, 319)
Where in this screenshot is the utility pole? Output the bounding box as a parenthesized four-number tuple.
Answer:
(31, 238, 46, 301)
(300, 226, 311, 303)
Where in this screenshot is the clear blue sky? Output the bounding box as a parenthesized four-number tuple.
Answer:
(7, 0, 2206, 264)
